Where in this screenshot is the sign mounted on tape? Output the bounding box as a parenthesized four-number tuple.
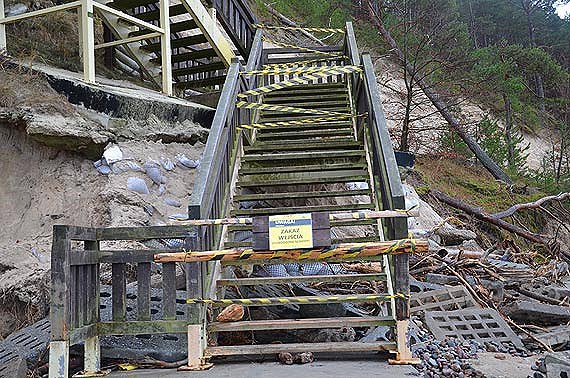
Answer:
(269, 213, 313, 250)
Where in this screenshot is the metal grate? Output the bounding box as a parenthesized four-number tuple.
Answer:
(410, 286, 478, 314)
(425, 308, 523, 349)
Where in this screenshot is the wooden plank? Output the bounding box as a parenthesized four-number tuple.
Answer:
(180, 0, 236, 66)
(97, 320, 188, 335)
(162, 262, 177, 320)
(234, 189, 370, 201)
(209, 316, 394, 332)
(69, 324, 98, 345)
(97, 225, 194, 240)
(242, 150, 364, 162)
(0, 1, 80, 24)
(84, 241, 100, 326)
(217, 273, 387, 286)
(137, 262, 151, 321)
(206, 341, 396, 356)
(134, 3, 186, 21)
(231, 203, 372, 216)
(172, 61, 226, 77)
(256, 129, 353, 141)
(175, 74, 227, 89)
(152, 48, 218, 64)
(243, 140, 361, 153)
(239, 163, 367, 175)
(155, 240, 425, 263)
(142, 34, 209, 52)
(112, 263, 127, 322)
(93, 2, 165, 33)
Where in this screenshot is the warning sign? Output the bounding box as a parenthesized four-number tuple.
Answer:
(268, 213, 313, 250)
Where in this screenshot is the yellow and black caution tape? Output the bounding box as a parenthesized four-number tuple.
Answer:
(236, 101, 346, 116)
(263, 38, 343, 57)
(237, 67, 360, 98)
(242, 64, 362, 76)
(262, 56, 348, 70)
(254, 24, 346, 34)
(236, 112, 368, 130)
(186, 293, 409, 306)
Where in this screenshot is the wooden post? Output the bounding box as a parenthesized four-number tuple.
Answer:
(0, 0, 6, 51)
(159, 0, 172, 96)
(80, 0, 95, 83)
(49, 226, 72, 378)
(180, 233, 212, 370)
(83, 240, 100, 372)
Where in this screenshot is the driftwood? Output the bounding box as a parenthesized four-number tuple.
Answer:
(431, 189, 550, 245)
(493, 192, 570, 219)
(365, 1, 512, 184)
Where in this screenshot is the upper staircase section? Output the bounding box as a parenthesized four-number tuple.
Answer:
(99, 0, 256, 93)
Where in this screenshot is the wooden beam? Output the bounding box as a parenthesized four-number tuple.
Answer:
(158, 0, 172, 96)
(179, 0, 235, 67)
(154, 239, 429, 263)
(0, 0, 6, 50)
(216, 273, 387, 286)
(81, 0, 95, 83)
(94, 31, 160, 49)
(92, 2, 164, 34)
(0, 1, 80, 24)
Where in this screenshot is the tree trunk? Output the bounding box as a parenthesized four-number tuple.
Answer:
(367, 3, 513, 183)
(400, 89, 413, 151)
(503, 94, 515, 168)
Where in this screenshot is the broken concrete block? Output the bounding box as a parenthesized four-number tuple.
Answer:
(410, 285, 478, 314)
(502, 300, 570, 325)
(545, 351, 570, 378)
(425, 273, 459, 285)
(0, 357, 27, 378)
(536, 325, 570, 348)
(424, 308, 523, 349)
(545, 285, 570, 301)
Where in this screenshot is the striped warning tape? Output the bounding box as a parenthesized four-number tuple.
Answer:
(186, 293, 409, 305)
(262, 56, 348, 70)
(263, 38, 343, 57)
(176, 238, 421, 263)
(236, 101, 347, 116)
(237, 113, 368, 130)
(237, 67, 360, 98)
(253, 24, 346, 34)
(242, 65, 362, 76)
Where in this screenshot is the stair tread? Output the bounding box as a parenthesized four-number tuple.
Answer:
(172, 61, 226, 77)
(142, 34, 209, 52)
(209, 316, 393, 332)
(209, 293, 390, 307)
(129, 19, 199, 37)
(244, 141, 361, 152)
(135, 3, 186, 21)
(205, 341, 397, 356)
(151, 48, 219, 64)
(242, 150, 365, 161)
(175, 75, 227, 89)
(234, 189, 370, 201)
(239, 163, 367, 175)
(257, 129, 353, 140)
(231, 203, 373, 215)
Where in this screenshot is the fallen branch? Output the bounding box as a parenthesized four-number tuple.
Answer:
(493, 192, 570, 219)
(431, 189, 550, 245)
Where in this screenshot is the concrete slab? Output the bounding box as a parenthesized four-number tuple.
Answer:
(110, 358, 418, 378)
(468, 352, 538, 378)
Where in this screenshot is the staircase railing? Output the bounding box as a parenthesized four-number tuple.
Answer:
(344, 21, 410, 327)
(207, 0, 257, 58)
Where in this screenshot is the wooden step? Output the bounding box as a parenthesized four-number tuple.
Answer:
(129, 19, 199, 37)
(234, 189, 370, 201)
(263, 94, 349, 103)
(255, 120, 353, 132)
(223, 237, 380, 247)
(135, 3, 186, 21)
(205, 341, 397, 357)
(230, 203, 373, 216)
(257, 129, 353, 140)
(175, 75, 227, 89)
(266, 82, 347, 93)
(209, 316, 393, 332)
(244, 140, 361, 153)
(172, 61, 226, 77)
(151, 48, 218, 64)
(261, 100, 350, 109)
(242, 150, 365, 162)
(110, 0, 156, 10)
(142, 34, 208, 52)
(217, 273, 387, 287)
(239, 169, 368, 183)
(260, 107, 350, 117)
(239, 163, 367, 175)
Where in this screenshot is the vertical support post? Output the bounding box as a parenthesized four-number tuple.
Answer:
(180, 232, 211, 371)
(0, 0, 6, 51)
(84, 240, 100, 372)
(80, 0, 95, 83)
(102, 25, 114, 70)
(159, 0, 172, 96)
(49, 226, 71, 378)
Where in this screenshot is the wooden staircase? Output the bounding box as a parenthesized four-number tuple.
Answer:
(98, 0, 255, 92)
